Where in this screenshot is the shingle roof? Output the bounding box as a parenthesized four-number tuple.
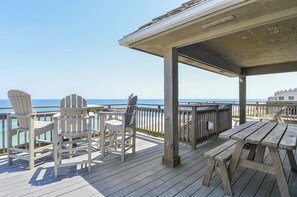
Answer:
(138, 0, 207, 31)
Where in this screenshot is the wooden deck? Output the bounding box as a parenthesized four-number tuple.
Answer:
(0, 133, 296, 197)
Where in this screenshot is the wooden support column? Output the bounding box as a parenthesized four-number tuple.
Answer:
(162, 47, 181, 167)
(239, 74, 246, 124)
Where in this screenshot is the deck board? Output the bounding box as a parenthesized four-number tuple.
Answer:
(20, 136, 165, 197)
(0, 133, 296, 197)
(106, 143, 212, 197)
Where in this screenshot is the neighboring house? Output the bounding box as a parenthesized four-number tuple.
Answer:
(268, 89, 297, 101)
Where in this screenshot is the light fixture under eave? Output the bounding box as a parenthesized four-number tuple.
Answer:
(202, 15, 235, 29)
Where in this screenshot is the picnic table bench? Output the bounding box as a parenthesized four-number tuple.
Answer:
(203, 139, 237, 195)
(218, 121, 297, 197)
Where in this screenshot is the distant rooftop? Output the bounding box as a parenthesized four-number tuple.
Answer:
(138, 0, 206, 31)
(276, 88, 297, 94)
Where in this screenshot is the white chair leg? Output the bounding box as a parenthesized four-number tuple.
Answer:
(112, 131, 117, 151)
(132, 127, 136, 154)
(53, 118, 59, 178)
(88, 131, 92, 173)
(29, 118, 35, 170)
(69, 137, 73, 158)
(7, 117, 13, 165)
(7, 133, 13, 165)
(100, 125, 106, 159)
(54, 140, 58, 178)
(88, 117, 93, 172)
(121, 131, 125, 162)
(59, 136, 63, 165)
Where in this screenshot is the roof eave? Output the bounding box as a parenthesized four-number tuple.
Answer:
(119, 0, 247, 48)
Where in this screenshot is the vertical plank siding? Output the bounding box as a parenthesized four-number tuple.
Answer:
(135, 104, 232, 148)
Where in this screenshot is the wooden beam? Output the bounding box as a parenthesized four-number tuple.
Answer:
(178, 46, 242, 76)
(239, 74, 246, 124)
(162, 47, 181, 168)
(244, 62, 297, 76)
(238, 160, 275, 175)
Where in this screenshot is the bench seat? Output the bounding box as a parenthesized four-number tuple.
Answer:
(203, 140, 237, 196)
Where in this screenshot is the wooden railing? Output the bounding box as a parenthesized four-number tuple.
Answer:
(231, 102, 297, 121)
(182, 101, 297, 121)
(4, 101, 297, 153)
(0, 103, 233, 153)
(135, 104, 232, 149)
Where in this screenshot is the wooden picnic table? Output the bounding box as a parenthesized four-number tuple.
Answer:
(219, 121, 297, 197)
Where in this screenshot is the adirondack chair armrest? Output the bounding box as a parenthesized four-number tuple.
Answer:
(107, 108, 126, 112)
(52, 112, 93, 119)
(53, 113, 61, 119)
(8, 113, 31, 118)
(30, 112, 59, 116)
(98, 111, 126, 116)
(55, 116, 90, 121)
(9, 112, 55, 118)
(29, 112, 40, 116)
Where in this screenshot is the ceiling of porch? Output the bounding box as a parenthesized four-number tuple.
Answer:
(120, 0, 297, 77)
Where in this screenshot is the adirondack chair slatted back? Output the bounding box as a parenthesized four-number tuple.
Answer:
(127, 94, 134, 105)
(8, 90, 33, 130)
(60, 94, 88, 134)
(125, 95, 138, 126)
(273, 106, 287, 123)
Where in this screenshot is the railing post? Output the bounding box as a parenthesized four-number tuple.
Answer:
(228, 104, 232, 129)
(191, 106, 197, 150)
(255, 102, 259, 117)
(7, 115, 12, 164)
(1, 115, 5, 153)
(135, 107, 138, 129)
(99, 113, 105, 133)
(215, 105, 219, 135)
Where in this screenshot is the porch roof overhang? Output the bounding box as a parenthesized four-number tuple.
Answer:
(119, 0, 297, 77)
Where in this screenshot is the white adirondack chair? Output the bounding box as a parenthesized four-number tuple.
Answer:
(99, 95, 138, 162)
(7, 90, 54, 169)
(260, 106, 287, 123)
(53, 94, 93, 177)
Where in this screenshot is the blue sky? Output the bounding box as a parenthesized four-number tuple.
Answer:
(0, 0, 296, 100)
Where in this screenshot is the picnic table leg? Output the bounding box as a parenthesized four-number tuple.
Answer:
(286, 150, 297, 172)
(254, 145, 266, 163)
(247, 144, 257, 160)
(269, 147, 290, 197)
(202, 158, 215, 186)
(228, 140, 245, 179)
(218, 160, 233, 196)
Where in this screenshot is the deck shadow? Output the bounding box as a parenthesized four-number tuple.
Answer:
(28, 165, 85, 186)
(27, 133, 164, 187)
(0, 156, 53, 174)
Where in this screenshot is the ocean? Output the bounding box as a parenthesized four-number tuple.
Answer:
(0, 98, 266, 113)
